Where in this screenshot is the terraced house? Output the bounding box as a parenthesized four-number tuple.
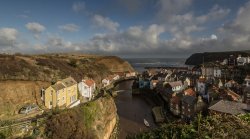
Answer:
(44, 77, 78, 109)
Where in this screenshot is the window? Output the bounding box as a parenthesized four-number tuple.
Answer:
(70, 95, 76, 103)
(50, 101, 52, 105)
(62, 97, 64, 100)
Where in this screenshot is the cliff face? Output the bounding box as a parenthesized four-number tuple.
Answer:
(0, 53, 134, 120)
(185, 51, 250, 65)
(45, 95, 117, 139)
(0, 81, 50, 119)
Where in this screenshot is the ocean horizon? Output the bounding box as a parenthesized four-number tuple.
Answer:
(124, 58, 187, 72)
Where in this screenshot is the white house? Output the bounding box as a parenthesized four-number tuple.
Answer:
(196, 76, 206, 96)
(102, 77, 112, 87)
(126, 72, 136, 77)
(167, 81, 183, 92)
(213, 67, 221, 78)
(112, 74, 120, 81)
(218, 79, 224, 88)
(244, 75, 250, 87)
(78, 79, 96, 100)
(237, 55, 250, 66)
(184, 77, 191, 87)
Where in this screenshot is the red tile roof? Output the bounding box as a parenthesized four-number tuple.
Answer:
(84, 79, 95, 87)
(184, 88, 196, 96)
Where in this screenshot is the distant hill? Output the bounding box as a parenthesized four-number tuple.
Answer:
(185, 50, 250, 65)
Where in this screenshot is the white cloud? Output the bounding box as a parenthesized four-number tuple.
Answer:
(210, 34, 218, 40)
(25, 22, 45, 34)
(25, 22, 46, 39)
(58, 24, 80, 32)
(92, 14, 120, 32)
(72, 2, 85, 13)
(0, 28, 18, 48)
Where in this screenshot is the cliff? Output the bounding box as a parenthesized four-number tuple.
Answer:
(45, 95, 117, 139)
(185, 50, 250, 65)
(0, 53, 134, 120)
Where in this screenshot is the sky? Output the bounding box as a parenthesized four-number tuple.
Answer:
(0, 0, 250, 58)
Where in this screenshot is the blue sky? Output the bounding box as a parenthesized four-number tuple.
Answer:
(0, 0, 250, 57)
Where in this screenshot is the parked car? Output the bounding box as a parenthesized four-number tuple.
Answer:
(19, 104, 39, 114)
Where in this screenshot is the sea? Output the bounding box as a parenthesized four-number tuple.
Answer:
(124, 58, 187, 73)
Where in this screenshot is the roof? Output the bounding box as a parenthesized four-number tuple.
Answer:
(198, 76, 206, 82)
(245, 75, 250, 80)
(171, 95, 180, 104)
(182, 95, 197, 105)
(184, 88, 196, 97)
(83, 79, 95, 87)
(168, 81, 183, 88)
(51, 83, 65, 91)
(60, 77, 77, 87)
(208, 100, 248, 115)
(151, 80, 159, 84)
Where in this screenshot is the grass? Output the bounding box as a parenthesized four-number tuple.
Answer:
(128, 114, 250, 139)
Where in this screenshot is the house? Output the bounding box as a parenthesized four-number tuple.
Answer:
(224, 80, 238, 88)
(78, 79, 96, 101)
(44, 77, 78, 109)
(243, 75, 250, 87)
(113, 72, 125, 78)
(125, 71, 136, 77)
(201, 66, 214, 79)
(243, 87, 250, 105)
(237, 55, 250, 66)
(170, 95, 181, 116)
(181, 95, 196, 120)
(218, 79, 224, 89)
(139, 77, 150, 89)
(184, 88, 196, 97)
(181, 95, 206, 121)
(102, 77, 112, 87)
(209, 100, 249, 115)
(192, 66, 201, 75)
(165, 81, 183, 92)
(150, 80, 159, 90)
(213, 67, 221, 78)
(184, 77, 191, 87)
(228, 55, 237, 66)
(112, 74, 120, 81)
(196, 76, 206, 96)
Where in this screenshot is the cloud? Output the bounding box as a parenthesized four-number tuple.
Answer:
(72, 2, 85, 13)
(18, 14, 29, 19)
(210, 34, 218, 40)
(58, 24, 80, 32)
(157, 0, 193, 19)
(25, 22, 45, 39)
(92, 14, 120, 32)
(0, 28, 18, 48)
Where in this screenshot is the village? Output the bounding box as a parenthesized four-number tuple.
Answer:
(38, 71, 137, 110)
(132, 54, 250, 123)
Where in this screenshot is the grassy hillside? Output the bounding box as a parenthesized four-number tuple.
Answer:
(45, 95, 117, 139)
(129, 114, 250, 139)
(0, 53, 134, 83)
(185, 50, 250, 65)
